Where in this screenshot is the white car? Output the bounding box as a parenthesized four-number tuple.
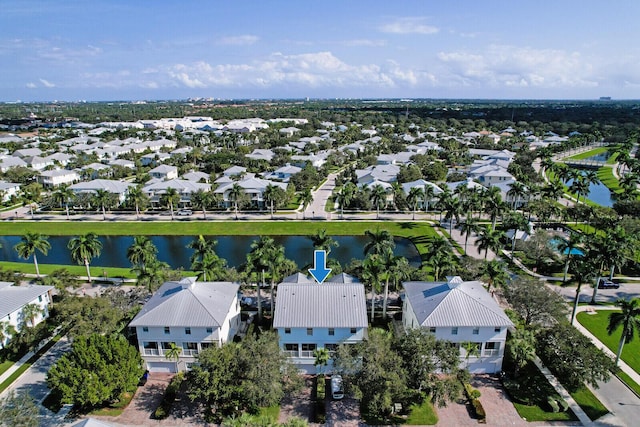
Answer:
(176, 209, 193, 216)
(331, 374, 344, 400)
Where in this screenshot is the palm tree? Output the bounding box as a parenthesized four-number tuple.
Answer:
(607, 298, 640, 366)
(386, 254, 408, 318)
(370, 184, 388, 219)
(93, 188, 113, 221)
(125, 185, 148, 220)
(364, 228, 395, 256)
(188, 235, 223, 281)
(484, 187, 505, 230)
(336, 182, 356, 219)
(481, 259, 508, 293)
(361, 254, 384, 322)
(165, 342, 182, 372)
(407, 186, 424, 220)
(379, 249, 408, 318)
(506, 181, 528, 210)
(507, 327, 536, 378)
(502, 211, 530, 253)
(20, 303, 43, 328)
(68, 232, 103, 283)
(14, 233, 51, 277)
(475, 227, 504, 260)
(458, 218, 480, 256)
(313, 347, 331, 377)
(569, 176, 590, 205)
(441, 197, 463, 235)
(161, 187, 180, 220)
(191, 188, 212, 220)
(0, 321, 17, 349)
(127, 236, 158, 275)
(197, 252, 227, 282)
(308, 229, 339, 255)
(52, 185, 75, 220)
(228, 183, 245, 220)
(425, 237, 456, 281)
(300, 188, 314, 219)
(569, 257, 597, 324)
(263, 184, 279, 219)
(423, 184, 436, 213)
(557, 232, 583, 283)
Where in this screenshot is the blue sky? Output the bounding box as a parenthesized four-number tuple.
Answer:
(2, 0, 640, 101)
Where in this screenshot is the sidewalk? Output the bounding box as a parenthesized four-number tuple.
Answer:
(0, 325, 63, 387)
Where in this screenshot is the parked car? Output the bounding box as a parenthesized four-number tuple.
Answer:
(331, 374, 344, 400)
(177, 209, 193, 216)
(598, 279, 620, 289)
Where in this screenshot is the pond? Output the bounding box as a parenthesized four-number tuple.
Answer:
(566, 171, 614, 207)
(0, 235, 420, 270)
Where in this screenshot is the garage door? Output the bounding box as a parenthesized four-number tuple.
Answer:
(147, 362, 176, 373)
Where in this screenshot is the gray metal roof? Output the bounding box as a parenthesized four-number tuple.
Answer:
(273, 283, 367, 328)
(404, 279, 513, 328)
(129, 278, 239, 328)
(326, 273, 359, 284)
(282, 273, 313, 283)
(0, 282, 53, 319)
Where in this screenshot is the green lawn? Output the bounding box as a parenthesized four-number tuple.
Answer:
(577, 310, 640, 374)
(0, 261, 138, 279)
(405, 398, 438, 425)
(565, 147, 609, 161)
(569, 386, 609, 420)
(616, 371, 640, 396)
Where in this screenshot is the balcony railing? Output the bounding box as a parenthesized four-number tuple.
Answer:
(143, 349, 160, 356)
(483, 349, 500, 357)
(300, 350, 314, 358)
(182, 349, 198, 357)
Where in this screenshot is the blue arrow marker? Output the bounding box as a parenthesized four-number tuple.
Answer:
(309, 250, 331, 284)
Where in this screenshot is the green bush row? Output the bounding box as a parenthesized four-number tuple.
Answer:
(546, 395, 569, 413)
(463, 383, 486, 423)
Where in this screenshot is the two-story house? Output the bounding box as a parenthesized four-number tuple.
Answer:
(0, 282, 53, 347)
(403, 277, 513, 373)
(129, 278, 241, 373)
(273, 274, 368, 373)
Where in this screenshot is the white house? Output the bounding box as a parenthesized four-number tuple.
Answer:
(0, 181, 21, 202)
(403, 277, 513, 373)
(129, 278, 241, 372)
(0, 282, 53, 347)
(69, 179, 134, 204)
(214, 177, 287, 209)
(142, 179, 211, 207)
(39, 169, 80, 188)
(273, 274, 368, 373)
(148, 165, 179, 181)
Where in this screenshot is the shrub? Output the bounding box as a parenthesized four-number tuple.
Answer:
(546, 396, 560, 413)
(472, 398, 486, 423)
(558, 398, 569, 412)
(153, 372, 185, 420)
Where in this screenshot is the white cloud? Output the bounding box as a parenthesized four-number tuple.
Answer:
(379, 17, 438, 35)
(217, 35, 259, 46)
(342, 39, 387, 47)
(26, 82, 36, 88)
(39, 78, 55, 88)
(437, 45, 599, 89)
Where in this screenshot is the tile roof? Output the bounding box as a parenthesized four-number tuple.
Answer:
(129, 279, 239, 328)
(404, 279, 513, 328)
(273, 283, 367, 328)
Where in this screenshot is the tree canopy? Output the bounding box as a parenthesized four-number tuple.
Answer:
(47, 334, 144, 409)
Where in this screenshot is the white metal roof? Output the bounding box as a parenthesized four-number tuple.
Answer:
(404, 279, 513, 328)
(129, 279, 239, 328)
(273, 283, 367, 328)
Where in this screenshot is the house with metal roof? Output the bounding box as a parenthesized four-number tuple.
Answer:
(273, 275, 368, 373)
(129, 278, 241, 373)
(0, 282, 53, 347)
(403, 277, 513, 373)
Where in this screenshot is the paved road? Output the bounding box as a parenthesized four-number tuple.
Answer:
(590, 376, 639, 427)
(0, 336, 72, 427)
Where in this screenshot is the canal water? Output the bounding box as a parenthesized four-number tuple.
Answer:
(0, 235, 420, 270)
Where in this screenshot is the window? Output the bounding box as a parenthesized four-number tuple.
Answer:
(206, 327, 213, 333)
(201, 342, 213, 350)
(484, 342, 500, 356)
(429, 327, 436, 334)
(472, 327, 480, 335)
(284, 344, 298, 357)
(164, 327, 170, 335)
(350, 328, 357, 334)
(301, 343, 316, 357)
(328, 328, 335, 336)
(183, 342, 198, 356)
(451, 327, 458, 335)
(494, 327, 501, 333)
(38, 296, 42, 302)
(306, 328, 313, 336)
(285, 328, 291, 334)
(185, 327, 191, 335)
(142, 327, 149, 333)
(325, 344, 338, 354)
